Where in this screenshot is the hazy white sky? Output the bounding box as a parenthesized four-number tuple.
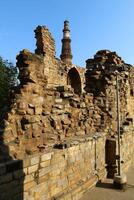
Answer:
(0, 0, 134, 66)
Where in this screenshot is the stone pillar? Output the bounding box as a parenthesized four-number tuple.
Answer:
(60, 20, 73, 65)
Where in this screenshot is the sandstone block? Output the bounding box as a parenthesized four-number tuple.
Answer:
(55, 98, 63, 103)
(35, 107, 42, 115)
(39, 166, 51, 177)
(40, 160, 50, 168)
(41, 152, 53, 162)
(57, 177, 68, 187)
(24, 174, 34, 184)
(28, 164, 38, 174)
(62, 92, 73, 98)
(24, 181, 36, 191)
(30, 156, 40, 165)
(23, 158, 31, 168)
(38, 174, 49, 184)
(53, 104, 63, 109)
(50, 184, 62, 196)
(52, 109, 64, 114)
(26, 108, 34, 115)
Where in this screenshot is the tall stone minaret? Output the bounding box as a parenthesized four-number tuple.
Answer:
(60, 20, 73, 65)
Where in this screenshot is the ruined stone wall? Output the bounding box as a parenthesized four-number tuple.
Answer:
(85, 50, 134, 135)
(1, 79, 104, 160)
(34, 26, 85, 89)
(0, 27, 84, 160)
(1, 29, 134, 162)
(0, 134, 106, 200)
(0, 25, 134, 199)
(0, 50, 47, 161)
(34, 25, 66, 87)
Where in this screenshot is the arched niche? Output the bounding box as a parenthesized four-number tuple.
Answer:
(67, 67, 82, 95)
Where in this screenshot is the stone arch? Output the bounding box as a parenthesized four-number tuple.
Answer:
(67, 67, 82, 95)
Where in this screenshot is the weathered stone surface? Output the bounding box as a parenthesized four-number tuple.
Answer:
(0, 21, 134, 200)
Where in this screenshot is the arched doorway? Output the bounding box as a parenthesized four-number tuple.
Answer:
(67, 67, 82, 95)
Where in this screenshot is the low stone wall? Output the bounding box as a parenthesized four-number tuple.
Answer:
(121, 130, 134, 171)
(0, 131, 134, 200)
(0, 134, 106, 200)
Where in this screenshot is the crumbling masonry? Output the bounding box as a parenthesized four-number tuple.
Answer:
(0, 21, 134, 200)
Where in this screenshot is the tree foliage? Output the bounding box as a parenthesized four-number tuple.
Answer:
(0, 56, 17, 115)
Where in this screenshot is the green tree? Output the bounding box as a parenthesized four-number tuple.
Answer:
(0, 56, 17, 116)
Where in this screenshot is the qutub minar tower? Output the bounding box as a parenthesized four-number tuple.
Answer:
(60, 20, 73, 64)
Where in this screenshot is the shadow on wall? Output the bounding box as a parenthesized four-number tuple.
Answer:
(105, 139, 117, 179)
(0, 90, 24, 200)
